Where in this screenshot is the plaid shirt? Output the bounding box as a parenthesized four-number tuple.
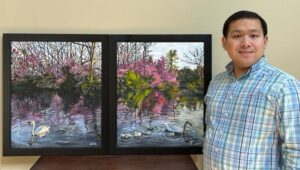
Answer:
(203, 57, 300, 169)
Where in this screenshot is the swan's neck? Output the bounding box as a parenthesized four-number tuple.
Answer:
(31, 122, 35, 136)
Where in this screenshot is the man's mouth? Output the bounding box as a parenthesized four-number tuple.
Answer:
(239, 50, 254, 54)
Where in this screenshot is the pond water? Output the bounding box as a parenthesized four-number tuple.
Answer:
(117, 106, 204, 147)
(11, 107, 101, 148)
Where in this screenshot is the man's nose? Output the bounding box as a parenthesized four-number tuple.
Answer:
(241, 36, 251, 47)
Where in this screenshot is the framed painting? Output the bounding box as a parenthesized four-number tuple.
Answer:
(3, 34, 109, 155)
(3, 34, 211, 155)
(108, 35, 211, 154)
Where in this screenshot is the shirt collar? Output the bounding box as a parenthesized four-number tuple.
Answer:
(225, 56, 268, 77)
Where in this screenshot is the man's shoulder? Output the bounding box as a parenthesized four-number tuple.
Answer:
(213, 71, 229, 80)
(207, 71, 230, 89)
(265, 64, 298, 82)
(264, 64, 300, 89)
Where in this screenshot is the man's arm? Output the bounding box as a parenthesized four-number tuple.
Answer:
(278, 79, 300, 169)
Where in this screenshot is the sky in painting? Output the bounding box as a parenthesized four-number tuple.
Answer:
(149, 42, 204, 69)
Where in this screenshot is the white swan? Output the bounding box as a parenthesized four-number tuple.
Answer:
(163, 122, 183, 133)
(29, 120, 50, 138)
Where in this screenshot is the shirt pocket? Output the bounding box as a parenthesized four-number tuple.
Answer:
(249, 92, 276, 115)
(244, 91, 277, 132)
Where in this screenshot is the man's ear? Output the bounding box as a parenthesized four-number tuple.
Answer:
(222, 37, 227, 50)
(264, 35, 268, 45)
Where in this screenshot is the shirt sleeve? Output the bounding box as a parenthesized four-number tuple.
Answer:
(277, 79, 300, 169)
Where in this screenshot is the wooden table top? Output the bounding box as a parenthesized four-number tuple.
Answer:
(31, 155, 198, 170)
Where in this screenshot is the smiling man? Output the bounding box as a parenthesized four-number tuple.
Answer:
(203, 10, 300, 169)
(222, 17, 268, 78)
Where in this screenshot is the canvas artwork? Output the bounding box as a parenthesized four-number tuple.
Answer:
(9, 41, 102, 149)
(3, 34, 211, 155)
(116, 42, 206, 148)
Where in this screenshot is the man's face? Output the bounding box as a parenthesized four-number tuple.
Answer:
(222, 18, 268, 75)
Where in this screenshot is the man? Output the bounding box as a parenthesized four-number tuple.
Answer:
(204, 10, 300, 169)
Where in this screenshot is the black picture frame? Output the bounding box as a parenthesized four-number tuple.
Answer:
(109, 35, 211, 154)
(3, 34, 211, 156)
(2, 34, 110, 155)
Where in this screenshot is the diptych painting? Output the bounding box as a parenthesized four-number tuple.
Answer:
(3, 34, 211, 155)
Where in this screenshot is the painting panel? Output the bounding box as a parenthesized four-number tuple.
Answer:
(110, 35, 212, 154)
(3, 34, 109, 155)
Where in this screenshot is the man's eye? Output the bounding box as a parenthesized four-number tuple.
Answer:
(250, 34, 259, 38)
(232, 35, 241, 38)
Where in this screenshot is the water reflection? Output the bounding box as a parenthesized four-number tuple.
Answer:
(11, 100, 101, 148)
(117, 104, 204, 147)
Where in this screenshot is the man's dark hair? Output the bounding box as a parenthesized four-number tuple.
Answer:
(223, 10, 268, 37)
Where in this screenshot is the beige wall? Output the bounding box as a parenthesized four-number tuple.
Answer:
(1, 0, 300, 169)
